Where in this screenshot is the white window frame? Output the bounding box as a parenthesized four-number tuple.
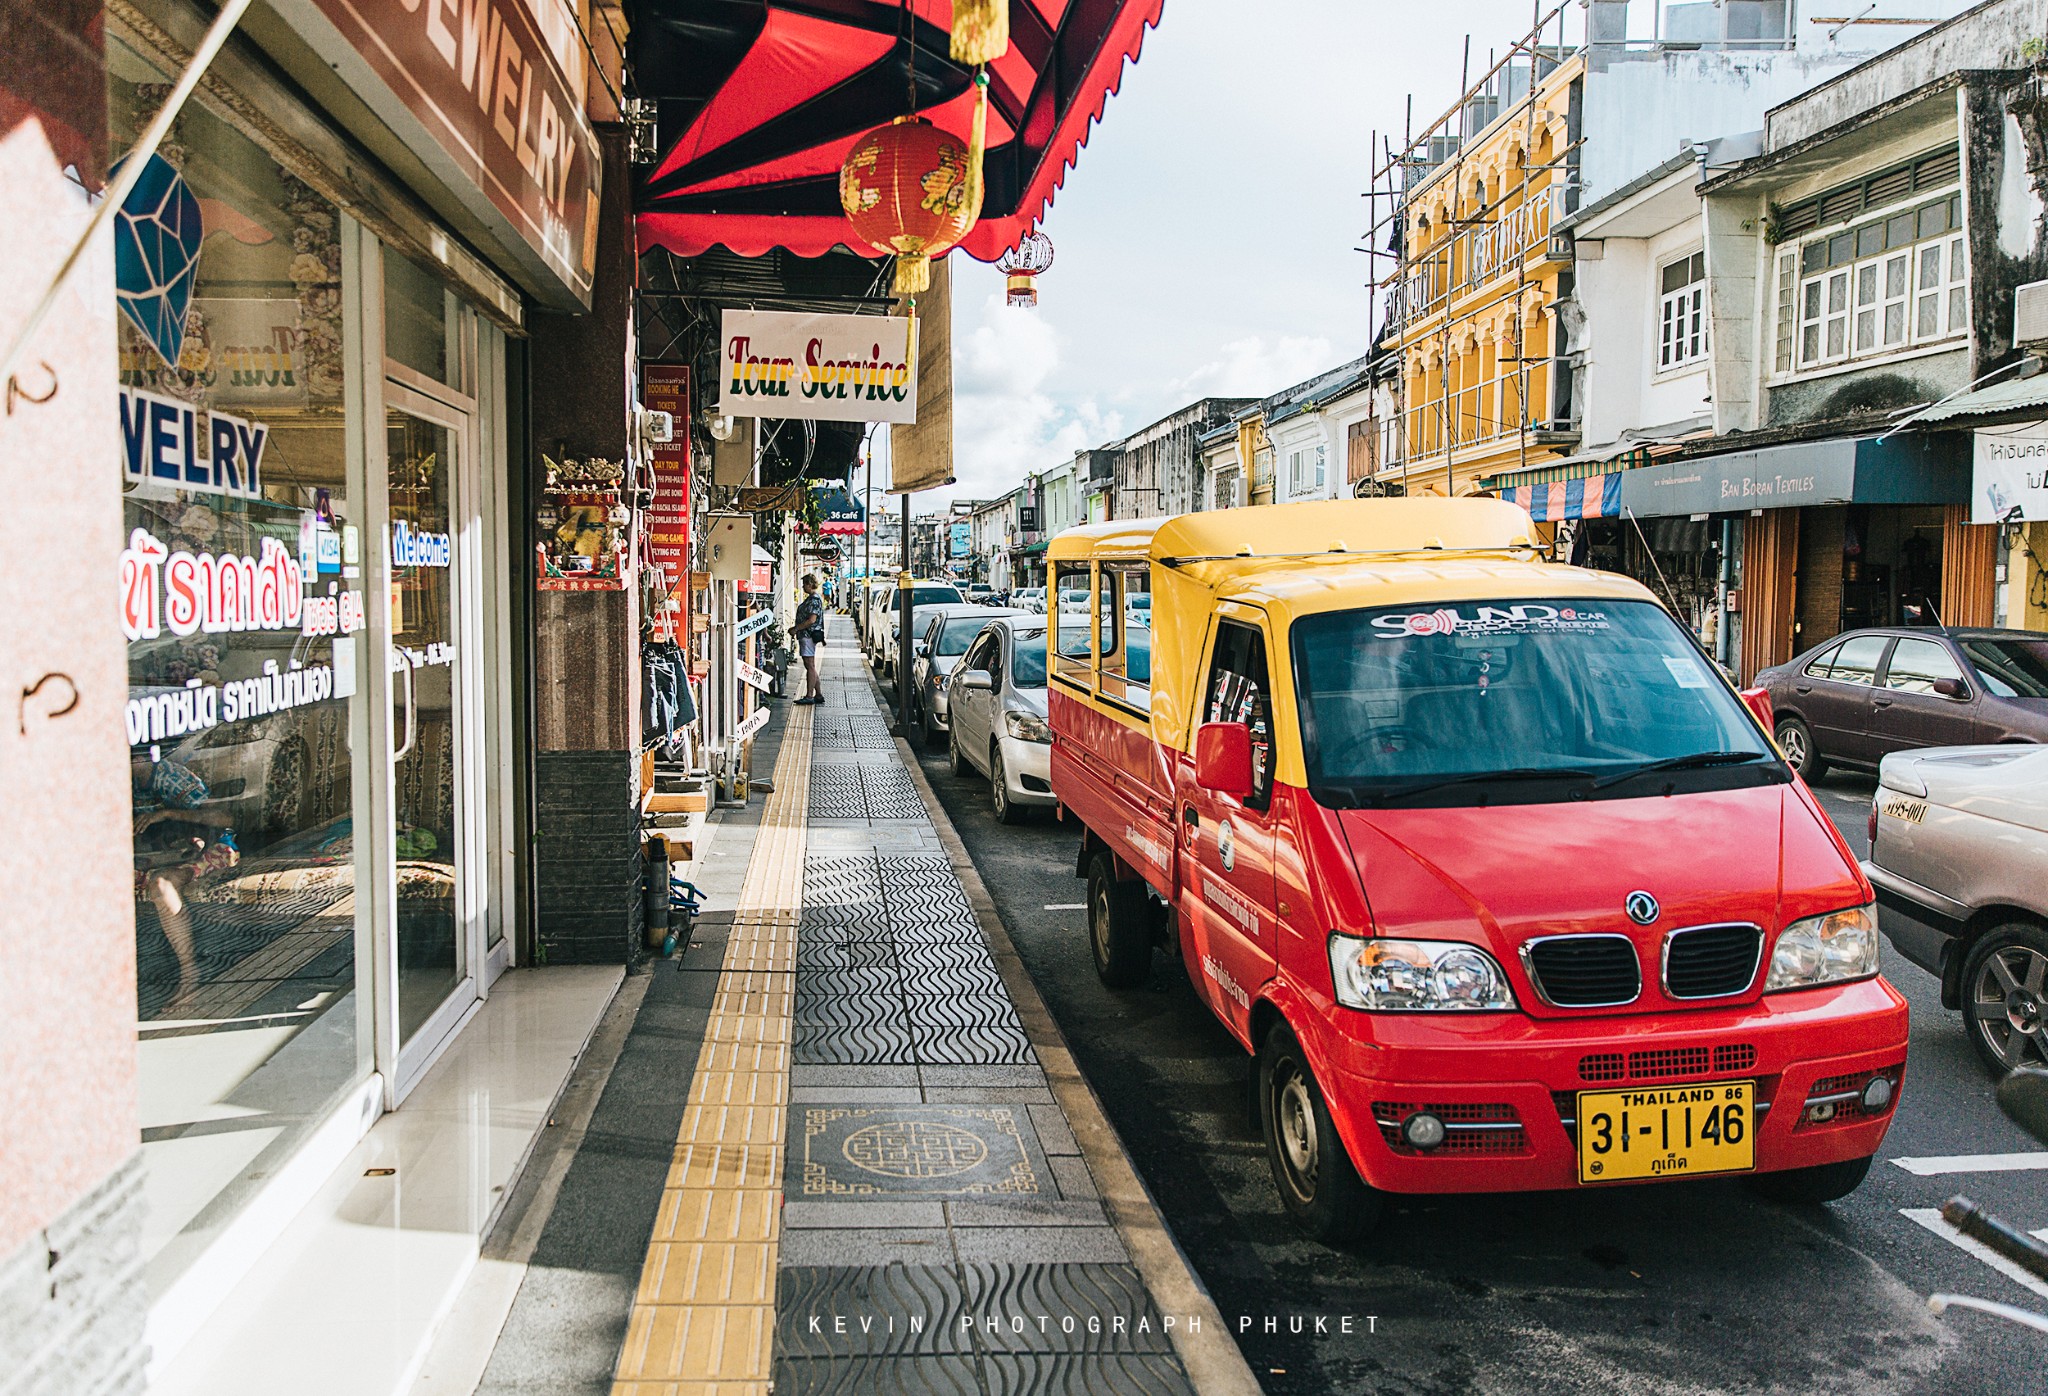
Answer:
(1286, 442, 1326, 495)
(1783, 188, 1966, 378)
(1656, 250, 1708, 372)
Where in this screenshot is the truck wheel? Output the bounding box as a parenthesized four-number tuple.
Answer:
(1747, 1154, 1872, 1204)
(1962, 922, 2048, 1077)
(1775, 716, 1827, 781)
(1087, 852, 1151, 988)
(1260, 1023, 1380, 1243)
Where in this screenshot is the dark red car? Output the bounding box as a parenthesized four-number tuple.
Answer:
(1756, 628, 2048, 779)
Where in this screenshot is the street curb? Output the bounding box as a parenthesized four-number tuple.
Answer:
(888, 725, 1266, 1396)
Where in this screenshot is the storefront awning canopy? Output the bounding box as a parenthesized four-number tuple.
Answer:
(1497, 475, 1623, 521)
(629, 0, 1163, 261)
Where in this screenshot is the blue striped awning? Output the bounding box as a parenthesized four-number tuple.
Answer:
(1497, 474, 1623, 521)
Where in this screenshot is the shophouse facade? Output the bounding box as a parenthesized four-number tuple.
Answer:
(1106, 396, 1252, 519)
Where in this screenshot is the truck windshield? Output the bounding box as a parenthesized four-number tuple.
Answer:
(1292, 599, 1778, 806)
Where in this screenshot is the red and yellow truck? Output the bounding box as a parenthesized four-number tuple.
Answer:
(1047, 499, 1907, 1239)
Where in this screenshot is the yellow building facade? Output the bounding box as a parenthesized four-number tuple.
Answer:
(1393, 55, 1581, 497)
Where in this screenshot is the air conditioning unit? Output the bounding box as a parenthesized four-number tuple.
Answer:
(2015, 281, 2048, 348)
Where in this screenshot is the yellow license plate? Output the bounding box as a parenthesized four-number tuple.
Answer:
(1576, 1080, 1754, 1183)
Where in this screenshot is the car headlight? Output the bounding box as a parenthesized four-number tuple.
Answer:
(1004, 710, 1051, 744)
(1764, 903, 1880, 991)
(1328, 935, 1517, 1012)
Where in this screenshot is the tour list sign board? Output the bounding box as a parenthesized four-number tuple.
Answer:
(644, 365, 690, 640)
(281, 0, 603, 308)
(717, 309, 917, 425)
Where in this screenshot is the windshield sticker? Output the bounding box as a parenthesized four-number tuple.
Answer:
(1662, 655, 1711, 689)
(1372, 604, 1611, 638)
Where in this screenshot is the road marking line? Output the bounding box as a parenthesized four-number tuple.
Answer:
(1890, 1152, 2048, 1175)
(1901, 1208, 2048, 1302)
(1044, 903, 1085, 911)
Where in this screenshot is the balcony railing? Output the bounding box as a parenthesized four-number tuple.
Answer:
(1387, 184, 1571, 330)
(1402, 356, 1567, 461)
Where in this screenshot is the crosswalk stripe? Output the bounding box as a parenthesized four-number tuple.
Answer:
(1889, 1152, 2048, 1175)
(1901, 1208, 2048, 1302)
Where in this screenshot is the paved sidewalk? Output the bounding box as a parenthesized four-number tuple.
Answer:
(465, 617, 1240, 1396)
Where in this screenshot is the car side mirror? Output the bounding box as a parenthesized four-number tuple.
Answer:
(1195, 722, 1255, 799)
(914, 640, 929, 657)
(956, 670, 993, 692)
(1738, 686, 1774, 730)
(1932, 677, 1968, 700)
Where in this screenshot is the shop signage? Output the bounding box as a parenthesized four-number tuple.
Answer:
(717, 309, 917, 424)
(644, 366, 690, 626)
(735, 705, 770, 740)
(120, 387, 268, 500)
(120, 528, 306, 642)
(126, 662, 339, 748)
(281, 0, 603, 307)
(1972, 424, 2048, 523)
(1620, 435, 1967, 519)
(949, 521, 970, 558)
(816, 483, 866, 536)
(392, 520, 453, 568)
(736, 607, 775, 640)
(737, 658, 774, 693)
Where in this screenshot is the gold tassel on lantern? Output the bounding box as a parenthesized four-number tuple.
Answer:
(950, 0, 1008, 64)
(892, 251, 931, 295)
(963, 71, 988, 222)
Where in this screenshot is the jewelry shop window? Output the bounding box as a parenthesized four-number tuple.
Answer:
(112, 37, 371, 1293)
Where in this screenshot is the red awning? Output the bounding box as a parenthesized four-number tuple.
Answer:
(631, 0, 1162, 262)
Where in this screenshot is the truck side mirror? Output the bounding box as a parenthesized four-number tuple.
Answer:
(1195, 722, 1255, 799)
(1932, 677, 1968, 700)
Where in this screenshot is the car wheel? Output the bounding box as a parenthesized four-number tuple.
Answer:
(948, 720, 973, 777)
(991, 746, 1028, 825)
(1087, 851, 1152, 988)
(1963, 922, 2048, 1076)
(1775, 716, 1828, 781)
(1747, 1154, 1873, 1204)
(1260, 1022, 1380, 1243)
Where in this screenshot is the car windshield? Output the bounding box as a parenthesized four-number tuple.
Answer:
(1012, 632, 1048, 686)
(935, 615, 989, 655)
(1059, 589, 1088, 604)
(912, 585, 962, 606)
(1962, 637, 2048, 699)
(1292, 599, 1776, 806)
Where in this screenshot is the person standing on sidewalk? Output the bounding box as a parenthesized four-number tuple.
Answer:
(794, 575, 826, 705)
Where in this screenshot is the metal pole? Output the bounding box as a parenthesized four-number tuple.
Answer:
(898, 494, 914, 731)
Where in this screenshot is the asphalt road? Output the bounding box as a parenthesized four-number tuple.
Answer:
(884, 675, 2048, 1395)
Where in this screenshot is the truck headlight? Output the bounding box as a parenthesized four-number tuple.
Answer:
(1328, 935, 1517, 1012)
(1764, 903, 1880, 991)
(1004, 710, 1051, 744)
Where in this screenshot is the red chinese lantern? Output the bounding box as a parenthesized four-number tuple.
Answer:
(840, 82, 988, 295)
(996, 230, 1054, 308)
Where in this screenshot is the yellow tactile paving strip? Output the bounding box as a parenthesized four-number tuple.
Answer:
(613, 706, 810, 1396)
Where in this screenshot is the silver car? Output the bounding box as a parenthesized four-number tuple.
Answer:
(945, 618, 1053, 825)
(866, 581, 965, 675)
(910, 606, 1022, 748)
(1864, 744, 2048, 1075)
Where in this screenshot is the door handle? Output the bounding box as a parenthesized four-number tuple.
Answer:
(1181, 804, 1199, 828)
(1872, 697, 1893, 709)
(392, 650, 418, 761)
(1794, 685, 1813, 695)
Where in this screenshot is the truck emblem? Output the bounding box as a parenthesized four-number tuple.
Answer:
(1218, 817, 1236, 873)
(1625, 891, 1660, 925)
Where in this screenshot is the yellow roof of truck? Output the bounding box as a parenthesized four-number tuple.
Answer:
(1047, 497, 1540, 567)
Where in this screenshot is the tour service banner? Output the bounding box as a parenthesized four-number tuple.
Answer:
(717, 308, 917, 425)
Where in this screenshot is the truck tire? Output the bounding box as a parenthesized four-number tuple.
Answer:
(1260, 1023, 1380, 1243)
(1746, 1154, 1872, 1204)
(1087, 852, 1151, 988)
(1775, 716, 1827, 782)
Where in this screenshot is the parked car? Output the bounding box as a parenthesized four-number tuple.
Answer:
(965, 582, 996, 604)
(1756, 627, 2048, 780)
(1125, 591, 1152, 630)
(1013, 587, 1046, 614)
(910, 606, 1021, 747)
(871, 581, 967, 679)
(946, 618, 1053, 825)
(1865, 744, 2048, 1076)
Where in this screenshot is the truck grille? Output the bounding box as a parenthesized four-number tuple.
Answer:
(1664, 924, 1764, 999)
(1523, 935, 1640, 1007)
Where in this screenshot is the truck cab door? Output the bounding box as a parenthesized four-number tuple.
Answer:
(1176, 612, 1280, 1040)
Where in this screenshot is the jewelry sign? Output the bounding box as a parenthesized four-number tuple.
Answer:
(717, 309, 917, 424)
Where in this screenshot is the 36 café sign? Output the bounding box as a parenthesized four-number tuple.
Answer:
(717, 309, 917, 425)
(281, 0, 602, 307)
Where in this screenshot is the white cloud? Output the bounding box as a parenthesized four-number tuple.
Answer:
(1164, 334, 1336, 401)
(942, 290, 1122, 504)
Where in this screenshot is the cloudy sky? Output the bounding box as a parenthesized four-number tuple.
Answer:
(875, 0, 1571, 507)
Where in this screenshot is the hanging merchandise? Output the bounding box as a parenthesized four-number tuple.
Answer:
(996, 230, 1054, 308)
(950, 0, 1009, 63)
(839, 74, 989, 295)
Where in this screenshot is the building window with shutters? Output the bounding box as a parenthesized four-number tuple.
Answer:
(1768, 146, 1966, 380)
(1657, 250, 1707, 371)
